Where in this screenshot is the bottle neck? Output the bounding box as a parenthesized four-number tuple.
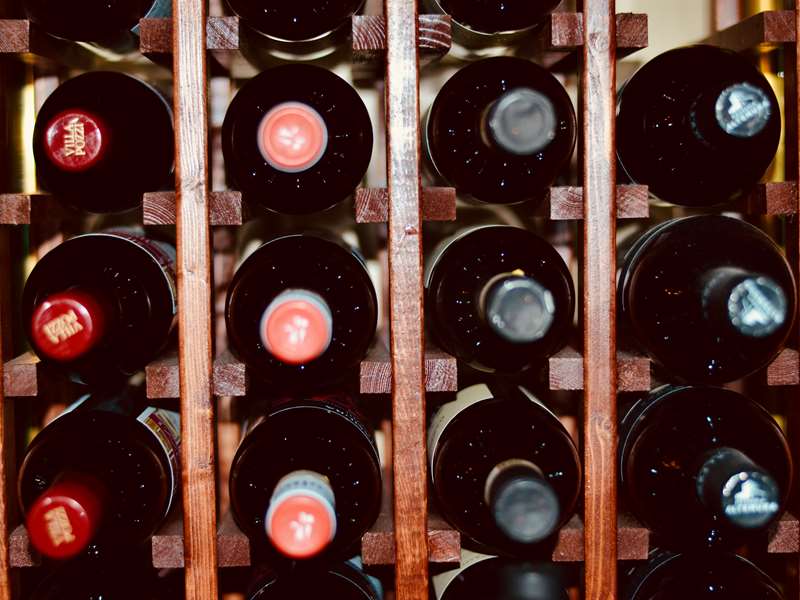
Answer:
(478, 273, 556, 344)
(481, 87, 557, 156)
(691, 82, 773, 144)
(484, 458, 560, 544)
(29, 286, 113, 362)
(700, 267, 788, 338)
(265, 469, 337, 559)
(25, 472, 108, 560)
(695, 447, 781, 530)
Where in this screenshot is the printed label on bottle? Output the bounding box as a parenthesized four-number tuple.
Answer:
(131, 0, 172, 34)
(428, 384, 552, 480)
(137, 407, 181, 513)
(101, 228, 178, 317)
(432, 549, 496, 599)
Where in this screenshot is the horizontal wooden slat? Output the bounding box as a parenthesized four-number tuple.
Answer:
(549, 346, 650, 392)
(2, 353, 40, 398)
(552, 513, 649, 562)
(0, 195, 55, 226)
(0, 20, 29, 53)
(740, 182, 798, 215)
(545, 12, 648, 50)
(767, 512, 800, 553)
(704, 10, 795, 52)
(355, 187, 456, 223)
(143, 191, 243, 226)
(766, 348, 800, 386)
(360, 342, 458, 395)
(139, 16, 239, 53)
(152, 510, 250, 569)
(145, 350, 248, 398)
(537, 185, 649, 220)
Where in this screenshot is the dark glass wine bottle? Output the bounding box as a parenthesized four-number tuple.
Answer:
(22, 228, 177, 385)
(229, 396, 382, 561)
(225, 233, 377, 389)
(31, 555, 182, 599)
(429, 384, 581, 553)
(222, 64, 372, 215)
(619, 385, 792, 550)
(247, 559, 382, 600)
(19, 389, 180, 560)
(623, 550, 784, 599)
(33, 72, 174, 213)
(618, 215, 795, 384)
(617, 45, 781, 206)
(425, 57, 576, 206)
(426, 225, 574, 373)
(433, 550, 569, 600)
(226, 0, 364, 59)
(23, 0, 171, 51)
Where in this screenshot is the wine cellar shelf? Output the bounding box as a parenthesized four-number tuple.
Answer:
(1, 2, 800, 600)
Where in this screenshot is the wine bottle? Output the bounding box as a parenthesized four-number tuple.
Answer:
(425, 57, 576, 206)
(222, 64, 372, 215)
(31, 555, 182, 599)
(623, 550, 784, 599)
(22, 228, 177, 385)
(32, 72, 174, 213)
(618, 215, 795, 383)
(426, 225, 574, 373)
(229, 395, 382, 560)
(18, 389, 180, 560)
(247, 559, 382, 599)
(225, 233, 377, 388)
(617, 45, 781, 206)
(23, 0, 171, 52)
(429, 384, 581, 553)
(619, 385, 792, 550)
(226, 0, 364, 60)
(433, 550, 568, 600)
(423, 0, 561, 58)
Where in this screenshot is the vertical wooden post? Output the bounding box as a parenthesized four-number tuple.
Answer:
(384, 0, 428, 598)
(0, 236, 10, 600)
(582, 3, 618, 600)
(173, 0, 218, 598)
(713, 0, 743, 31)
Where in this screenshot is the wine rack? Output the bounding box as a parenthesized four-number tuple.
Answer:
(0, 1, 799, 599)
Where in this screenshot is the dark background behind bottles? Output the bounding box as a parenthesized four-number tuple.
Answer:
(0, 0, 798, 598)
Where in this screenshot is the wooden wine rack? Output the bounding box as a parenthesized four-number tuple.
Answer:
(0, 1, 799, 599)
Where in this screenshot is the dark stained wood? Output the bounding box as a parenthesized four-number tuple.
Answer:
(151, 511, 251, 569)
(355, 187, 456, 224)
(582, 4, 618, 600)
(767, 512, 800, 554)
(360, 342, 457, 395)
(552, 513, 649, 562)
(704, 9, 795, 51)
(173, 0, 218, 597)
(739, 182, 798, 215)
(140, 16, 239, 54)
(0, 20, 29, 53)
(535, 12, 647, 70)
(8, 525, 38, 568)
(145, 350, 248, 398)
(2, 353, 40, 398)
(353, 15, 452, 61)
(143, 191, 244, 226)
(0, 194, 34, 225)
(0, 240, 10, 599)
(766, 348, 800, 386)
(384, 0, 429, 598)
(536, 185, 649, 220)
(548, 346, 650, 392)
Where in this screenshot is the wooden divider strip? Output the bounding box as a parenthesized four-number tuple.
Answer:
(0, 238, 10, 600)
(384, 0, 429, 598)
(173, 0, 218, 598)
(582, 3, 618, 599)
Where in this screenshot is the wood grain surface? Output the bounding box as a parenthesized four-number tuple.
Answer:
(359, 341, 457, 394)
(0, 238, 10, 599)
(384, 0, 429, 597)
(548, 346, 650, 392)
(355, 187, 456, 223)
(145, 349, 248, 398)
(140, 16, 239, 53)
(0, 20, 28, 53)
(705, 9, 795, 51)
(552, 513, 649, 562)
(766, 348, 800, 386)
(538, 185, 649, 220)
(2, 353, 40, 398)
(739, 182, 798, 215)
(353, 15, 452, 60)
(581, 3, 618, 599)
(172, 0, 218, 598)
(143, 191, 244, 226)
